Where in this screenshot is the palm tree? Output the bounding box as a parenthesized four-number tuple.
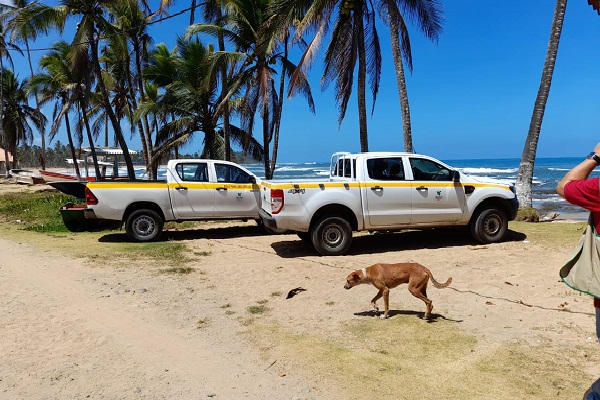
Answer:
(139, 39, 263, 170)
(199, 0, 234, 161)
(381, 0, 443, 152)
(0, 22, 22, 177)
(187, 0, 314, 179)
(28, 41, 84, 180)
(2, 0, 53, 169)
(1, 68, 46, 170)
(274, 0, 442, 153)
(274, 0, 380, 152)
(515, 0, 567, 208)
(22, 0, 137, 179)
(109, 0, 158, 176)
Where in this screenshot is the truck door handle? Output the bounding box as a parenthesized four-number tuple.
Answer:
(216, 187, 227, 192)
(175, 186, 188, 191)
(370, 186, 384, 192)
(415, 186, 428, 192)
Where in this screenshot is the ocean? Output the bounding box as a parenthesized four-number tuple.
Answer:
(240, 157, 597, 219)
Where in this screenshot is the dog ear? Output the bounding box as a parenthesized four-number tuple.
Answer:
(352, 273, 360, 280)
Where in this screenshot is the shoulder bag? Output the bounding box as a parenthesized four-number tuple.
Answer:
(559, 213, 600, 298)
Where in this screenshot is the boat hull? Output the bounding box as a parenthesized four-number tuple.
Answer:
(40, 170, 95, 182)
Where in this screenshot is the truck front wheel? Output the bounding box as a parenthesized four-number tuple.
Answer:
(126, 209, 164, 242)
(470, 207, 507, 244)
(311, 216, 352, 256)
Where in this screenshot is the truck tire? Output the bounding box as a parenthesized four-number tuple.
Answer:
(125, 209, 164, 242)
(311, 216, 353, 256)
(469, 207, 507, 244)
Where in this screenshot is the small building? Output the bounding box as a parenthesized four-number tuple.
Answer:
(0, 148, 13, 174)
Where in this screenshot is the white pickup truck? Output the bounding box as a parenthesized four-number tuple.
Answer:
(84, 159, 266, 241)
(259, 152, 519, 256)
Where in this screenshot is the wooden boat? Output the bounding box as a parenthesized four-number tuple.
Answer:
(10, 169, 45, 185)
(39, 169, 96, 182)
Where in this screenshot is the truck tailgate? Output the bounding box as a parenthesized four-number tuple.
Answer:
(86, 181, 172, 221)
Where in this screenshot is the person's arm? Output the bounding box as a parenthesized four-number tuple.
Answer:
(556, 143, 600, 198)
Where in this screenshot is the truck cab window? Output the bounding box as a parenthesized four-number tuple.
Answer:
(409, 158, 451, 181)
(367, 158, 404, 181)
(176, 163, 208, 182)
(334, 158, 354, 178)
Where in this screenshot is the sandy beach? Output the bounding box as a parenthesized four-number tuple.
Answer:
(0, 180, 599, 399)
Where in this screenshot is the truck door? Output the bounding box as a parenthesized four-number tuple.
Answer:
(363, 157, 412, 227)
(170, 162, 215, 218)
(409, 157, 464, 223)
(212, 163, 260, 218)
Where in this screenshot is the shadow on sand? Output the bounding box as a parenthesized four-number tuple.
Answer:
(353, 309, 462, 323)
(270, 227, 527, 257)
(97, 223, 268, 243)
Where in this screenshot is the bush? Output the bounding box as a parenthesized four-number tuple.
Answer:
(516, 207, 540, 222)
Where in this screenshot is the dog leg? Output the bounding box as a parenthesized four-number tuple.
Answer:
(381, 287, 390, 320)
(371, 290, 382, 315)
(409, 286, 432, 320)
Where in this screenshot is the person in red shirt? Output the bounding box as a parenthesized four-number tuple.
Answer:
(556, 143, 600, 343)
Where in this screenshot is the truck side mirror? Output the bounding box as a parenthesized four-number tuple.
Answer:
(249, 176, 257, 184)
(451, 170, 460, 182)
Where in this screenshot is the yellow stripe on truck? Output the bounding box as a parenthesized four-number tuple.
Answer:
(87, 182, 258, 190)
(261, 181, 513, 192)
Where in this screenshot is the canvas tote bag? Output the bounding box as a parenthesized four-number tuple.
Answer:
(559, 213, 600, 298)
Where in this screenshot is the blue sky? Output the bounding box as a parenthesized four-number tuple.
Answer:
(4, 0, 600, 163)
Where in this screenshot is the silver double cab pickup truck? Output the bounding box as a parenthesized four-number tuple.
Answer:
(84, 152, 518, 256)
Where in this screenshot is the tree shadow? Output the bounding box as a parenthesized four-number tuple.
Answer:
(270, 228, 527, 257)
(447, 286, 595, 316)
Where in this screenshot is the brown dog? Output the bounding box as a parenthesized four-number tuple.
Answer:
(343, 263, 452, 320)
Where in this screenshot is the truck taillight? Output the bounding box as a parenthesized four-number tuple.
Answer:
(85, 187, 98, 205)
(271, 189, 284, 214)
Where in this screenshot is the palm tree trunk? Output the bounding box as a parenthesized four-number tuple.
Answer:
(0, 60, 7, 178)
(355, 7, 369, 152)
(64, 112, 82, 180)
(515, 0, 567, 208)
(124, 55, 149, 176)
(270, 35, 288, 179)
(388, 16, 412, 153)
(24, 39, 47, 169)
(216, 4, 232, 161)
(262, 88, 272, 179)
(133, 40, 154, 178)
(89, 25, 136, 180)
(78, 98, 102, 180)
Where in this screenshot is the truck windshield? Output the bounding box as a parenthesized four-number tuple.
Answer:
(215, 163, 254, 183)
(409, 158, 452, 181)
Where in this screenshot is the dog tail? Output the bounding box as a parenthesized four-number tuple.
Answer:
(424, 266, 452, 288)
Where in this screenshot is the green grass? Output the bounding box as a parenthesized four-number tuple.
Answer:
(0, 190, 79, 232)
(509, 220, 586, 247)
(247, 300, 270, 314)
(247, 316, 595, 400)
(0, 190, 200, 266)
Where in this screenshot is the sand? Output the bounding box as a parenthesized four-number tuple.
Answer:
(0, 180, 599, 399)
